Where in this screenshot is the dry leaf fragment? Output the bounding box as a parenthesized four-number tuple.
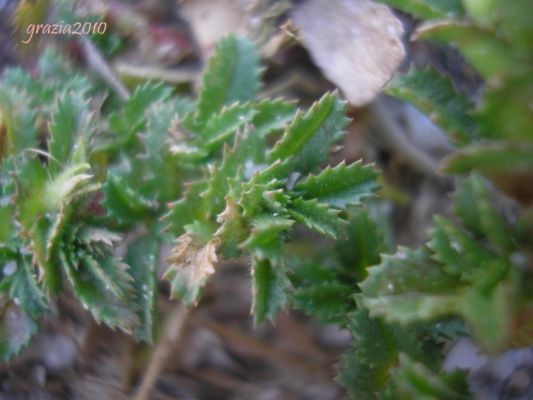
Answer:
(164, 234, 220, 305)
(291, 0, 405, 106)
(180, 0, 248, 55)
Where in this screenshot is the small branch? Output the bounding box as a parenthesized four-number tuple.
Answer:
(114, 63, 199, 85)
(193, 316, 331, 379)
(367, 100, 442, 178)
(80, 37, 130, 101)
(133, 304, 188, 400)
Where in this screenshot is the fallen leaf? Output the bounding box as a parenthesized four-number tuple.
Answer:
(291, 0, 405, 106)
(180, 0, 248, 55)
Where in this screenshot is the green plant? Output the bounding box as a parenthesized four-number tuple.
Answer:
(289, 0, 532, 398)
(0, 35, 378, 360)
(1, 0, 532, 398)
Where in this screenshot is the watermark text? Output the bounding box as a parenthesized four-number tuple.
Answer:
(21, 21, 107, 44)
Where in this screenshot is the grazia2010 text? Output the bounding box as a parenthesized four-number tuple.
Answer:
(21, 21, 107, 44)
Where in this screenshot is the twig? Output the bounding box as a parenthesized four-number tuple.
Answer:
(367, 100, 442, 178)
(84, 376, 180, 400)
(114, 63, 199, 85)
(80, 37, 130, 101)
(193, 316, 331, 379)
(133, 304, 188, 400)
(188, 368, 258, 394)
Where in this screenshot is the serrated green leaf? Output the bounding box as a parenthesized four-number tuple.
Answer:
(60, 247, 138, 332)
(476, 75, 533, 141)
(453, 175, 483, 236)
(287, 198, 344, 239)
(445, 141, 533, 206)
(0, 300, 38, 363)
(294, 161, 378, 209)
(48, 91, 91, 174)
(214, 195, 247, 258)
(268, 93, 349, 174)
(240, 179, 288, 218)
(174, 97, 196, 118)
(262, 188, 291, 213)
(337, 207, 386, 281)
(444, 142, 533, 176)
(246, 159, 294, 187)
(102, 174, 157, 225)
(0, 159, 17, 242)
(239, 182, 268, 218)
(75, 228, 134, 302)
(388, 354, 470, 400)
(7, 255, 47, 318)
(359, 251, 462, 331)
(252, 98, 296, 139)
(428, 216, 492, 282)
(252, 258, 290, 325)
(0, 72, 39, 156)
(168, 140, 209, 162)
(108, 82, 172, 149)
(418, 318, 469, 343)
(202, 127, 264, 216)
(142, 100, 179, 163)
(164, 181, 208, 236)
(242, 215, 293, 265)
(386, 324, 428, 365)
(80, 255, 132, 302)
(337, 348, 385, 400)
(292, 282, 353, 324)
(195, 103, 256, 146)
(289, 259, 338, 287)
(123, 82, 172, 127)
(0, 68, 46, 107)
(52, 223, 140, 332)
(414, 21, 513, 79)
(348, 309, 397, 367)
(386, 67, 477, 143)
(459, 272, 515, 350)
(44, 206, 76, 263)
(338, 309, 432, 399)
(125, 234, 159, 343)
(15, 156, 48, 230)
(112, 98, 183, 204)
(361, 293, 459, 325)
(196, 36, 261, 125)
(361, 247, 459, 298)
(36, 48, 92, 100)
(0, 207, 12, 243)
(44, 162, 93, 211)
(376, 0, 464, 20)
(452, 175, 513, 251)
(31, 216, 62, 294)
(183, 220, 218, 244)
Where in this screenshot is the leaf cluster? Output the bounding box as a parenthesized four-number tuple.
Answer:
(313, 0, 533, 397)
(162, 36, 378, 324)
(0, 33, 379, 361)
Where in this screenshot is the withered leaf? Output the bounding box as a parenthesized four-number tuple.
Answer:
(164, 234, 220, 306)
(292, 0, 405, 106)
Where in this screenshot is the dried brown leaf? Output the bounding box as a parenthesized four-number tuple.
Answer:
(164, 234, 220, 305)
(291, 0, 405, 106)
